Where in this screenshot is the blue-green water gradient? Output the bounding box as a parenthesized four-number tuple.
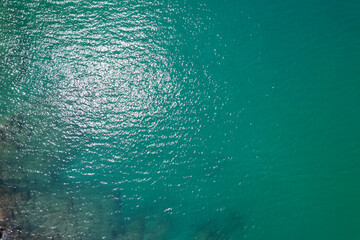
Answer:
(1, 0, 360, 239)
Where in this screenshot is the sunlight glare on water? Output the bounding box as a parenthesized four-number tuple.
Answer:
(1, 0, 360, 240)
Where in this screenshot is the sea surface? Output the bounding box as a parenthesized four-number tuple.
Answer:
(1, 0, 360, 239)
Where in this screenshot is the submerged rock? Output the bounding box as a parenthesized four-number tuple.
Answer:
(0, 225, 23, 240)
(193, 213, 242, 240)
(0, 129, 6, 142)
(0, 183, 26, 240)
(116, 215, 170, 240)
(0, 113, 28, 151)
(0, 182, 51, 240)
(194, 227, 226, 240)
(117, 218, 144, 240)
(21, 193, 78, 240)
(143, 218, 170, 240)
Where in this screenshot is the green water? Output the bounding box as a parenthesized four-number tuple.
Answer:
(1, 0, 360, 239)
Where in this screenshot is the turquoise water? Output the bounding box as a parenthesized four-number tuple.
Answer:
(1, 0, 360, 239)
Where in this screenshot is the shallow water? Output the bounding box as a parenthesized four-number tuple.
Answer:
(1, 0, 360, 239)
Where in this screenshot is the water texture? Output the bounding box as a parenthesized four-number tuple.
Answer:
(0, 0, 360, 239)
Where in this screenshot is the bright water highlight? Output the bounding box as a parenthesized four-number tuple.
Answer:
(0, 0, 360, 239)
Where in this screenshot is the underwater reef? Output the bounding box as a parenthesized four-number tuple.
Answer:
(0, 181, 50, 240)
(0, 182, 25, 240)
(0, 114, 242, 239)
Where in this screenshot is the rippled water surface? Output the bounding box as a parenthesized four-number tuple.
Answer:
(1, 0, 360, 239)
